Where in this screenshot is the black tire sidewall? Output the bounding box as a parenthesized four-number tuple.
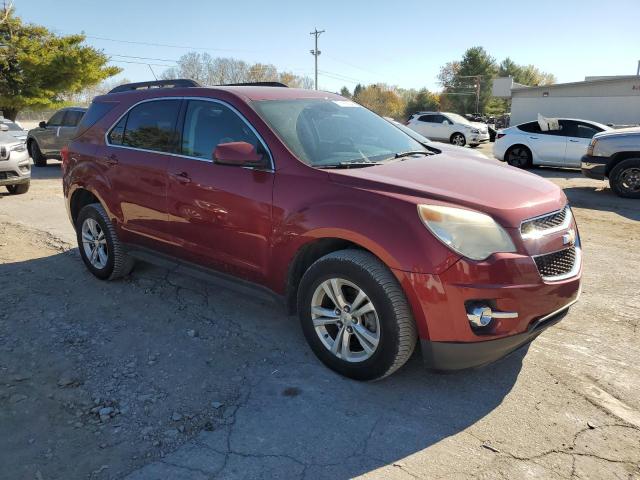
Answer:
(506, 145, 531, 168)
(76, 205, 116, 280)
(610, 159, 640, 199)
(298, 257, 402, 381)
(29, 141, 46, 167)
(451, 133, 466, 146)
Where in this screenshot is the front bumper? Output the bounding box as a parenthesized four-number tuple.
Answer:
(0, 149, 31, 186)
(581, 154, 608, 180)
(469, 132, 490, 145)
(393, 248, 582, 370)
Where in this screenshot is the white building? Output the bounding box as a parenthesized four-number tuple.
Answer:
(493, 76, 640, 126)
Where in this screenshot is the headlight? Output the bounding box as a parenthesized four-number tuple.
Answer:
(417, 205, 516, 260)
(470, 128, 480, 134)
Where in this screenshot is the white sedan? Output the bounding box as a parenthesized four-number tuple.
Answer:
(493, 118, 611, 168)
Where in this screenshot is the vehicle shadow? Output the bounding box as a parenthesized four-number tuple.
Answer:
(0, 250, 526, 479)
(530, 167, 639, 221)
(30, 160, 62, 181)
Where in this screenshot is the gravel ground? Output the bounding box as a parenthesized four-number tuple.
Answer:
(0, 153, 639, 480)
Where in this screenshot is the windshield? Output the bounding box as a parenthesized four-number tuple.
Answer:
(252, 98, 427, 167)
(444, 113, 471, 125)
(0, 119, 24, 132)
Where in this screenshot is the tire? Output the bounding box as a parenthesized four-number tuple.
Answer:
(76, 203, 135, 280)
(6, 181, 30, 194)
(28, 141, 47, 167)
(505, 145, 533, 169)
(609, 158, 640, 199)
(297, 249, 417, 381)
(450, 133, 466, 147)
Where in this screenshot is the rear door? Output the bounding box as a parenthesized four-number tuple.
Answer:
(103, 98, 182, 250)
(413, 114, 445, 140)
(56, 109, 85, 153)
(518, 121, 567, 165)
(563, 121, 602, 167)
(165, 98, 274, 284)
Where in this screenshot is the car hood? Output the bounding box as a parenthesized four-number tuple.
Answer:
(469, 121, 489, 132)
(327, 154, 566, 228)
(594, 126, 640, 140)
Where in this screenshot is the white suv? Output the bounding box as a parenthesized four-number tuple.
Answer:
(406, 112, 490, 147)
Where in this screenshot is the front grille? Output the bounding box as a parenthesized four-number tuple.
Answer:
(534, 247, 577, 280)
(0, 171, 18, 179)
(521, 207, 568, 237)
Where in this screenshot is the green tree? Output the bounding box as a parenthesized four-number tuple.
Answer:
(353, 83, 364, 98)
(0, 9, 120, 119)
(402, 88, 440, 119)
(339, 86, 351, 98)
(439, 47, 497, 114)
(353, 84, 404, 118)
(498, 57, 555, 86)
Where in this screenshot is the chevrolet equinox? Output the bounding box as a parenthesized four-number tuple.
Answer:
(62, 80, 582, 380)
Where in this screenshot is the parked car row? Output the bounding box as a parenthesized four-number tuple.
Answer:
(405, 111, 490, 147)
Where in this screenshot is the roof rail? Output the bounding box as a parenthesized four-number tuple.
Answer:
(221, 82, 288, 88)
(108, 79, 202, 94)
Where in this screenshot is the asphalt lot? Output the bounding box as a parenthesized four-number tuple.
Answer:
(1, 149, 639, 480)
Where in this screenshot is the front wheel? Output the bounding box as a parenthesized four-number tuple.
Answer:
(6, 181, 30, 194)
(609, 158, 640, 199)
(28, 141, 47, 167)
(450, 133, 466, 147)
(298, 250, 417, 381)
(76, 203, 135, 280)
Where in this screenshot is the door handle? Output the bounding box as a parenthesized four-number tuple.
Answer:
(170, 171, 191, 183)
(529, 136, 538, 140)
(569, 139, 579, 143)
(105, 153, 118, 165)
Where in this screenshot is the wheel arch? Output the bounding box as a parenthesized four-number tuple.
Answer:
(605, 152, 640, 177)
(449, 131, 466, 143)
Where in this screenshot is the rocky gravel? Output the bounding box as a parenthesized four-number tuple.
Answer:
(0, 161, 639, 479)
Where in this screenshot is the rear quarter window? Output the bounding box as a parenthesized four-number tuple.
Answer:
(75, 102, 119, 138)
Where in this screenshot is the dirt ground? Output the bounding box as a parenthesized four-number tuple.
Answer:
(1, 151, 639, 480)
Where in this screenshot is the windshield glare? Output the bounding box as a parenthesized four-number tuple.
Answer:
(252, 99, 427, 166)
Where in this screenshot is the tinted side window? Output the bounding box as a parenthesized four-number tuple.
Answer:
(432, 114, 447, 123)
(518, 122, 542, 133)
(418, 115, 435, 122)
(62, 110, 85, 127)
(76, 102, 118, 137)
(108, 115, 127, 145)
(575, 122, 601, 139)
(48, 110, 65, 126)
(122, 100, 181, 152)
(181, 100, 262, 161)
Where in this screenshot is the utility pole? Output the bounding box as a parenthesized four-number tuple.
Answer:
(310, 28, 325, 90)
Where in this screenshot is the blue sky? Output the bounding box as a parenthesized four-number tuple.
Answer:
(16, 0, 640, 92)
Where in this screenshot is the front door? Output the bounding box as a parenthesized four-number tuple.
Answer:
(38, 110, 65, 153)
(166, 99, 274, 284)
(563, 121, 602, 168)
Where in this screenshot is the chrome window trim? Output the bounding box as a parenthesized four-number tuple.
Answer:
(104, 96, 275, 172)
(520, 206, 572, 239)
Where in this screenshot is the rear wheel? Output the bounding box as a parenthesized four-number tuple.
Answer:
(76, 203, 135, 280)
(505, 145, 532, 169)
(298, 249, 417, 381)
(6, 182, 30, 194)
(28, 141, 46, 167)
(450, 133, 466, 147)
(609, 158, 640, 199)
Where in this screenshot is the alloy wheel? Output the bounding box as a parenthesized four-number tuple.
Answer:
(452, 134, 465, 146)
(310, 278, 380, 363)
(81, 218, 109, 269)
(507, 147, 529, 167)
(619, 167, 640, 193)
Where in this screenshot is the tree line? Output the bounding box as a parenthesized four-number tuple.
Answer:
(0, 6, 556, 122)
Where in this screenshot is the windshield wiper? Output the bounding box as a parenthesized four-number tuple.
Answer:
(316, 161, 383, 169)
(394, 150, 433, 159)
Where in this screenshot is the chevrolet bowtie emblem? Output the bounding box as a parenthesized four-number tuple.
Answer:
(562, 229, 576, 246)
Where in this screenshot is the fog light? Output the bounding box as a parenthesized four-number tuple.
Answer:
(466, 304, 518, 328)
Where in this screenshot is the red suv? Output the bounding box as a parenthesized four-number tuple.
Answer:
(62, 80, 582, 380)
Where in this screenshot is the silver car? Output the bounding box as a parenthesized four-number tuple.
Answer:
(27, 107, 86, 167)
(0, 130, 30, 194)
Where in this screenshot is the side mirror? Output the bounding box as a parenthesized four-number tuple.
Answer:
(213, 142, 263, 167)
(39, 121, 47, 128)
(0, 124, 8, 132)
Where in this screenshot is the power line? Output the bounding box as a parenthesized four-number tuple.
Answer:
(309, 28, 324, 90)
(80, 33, 257, 53)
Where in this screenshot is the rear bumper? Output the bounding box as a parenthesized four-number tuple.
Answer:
(581, 154, 608, 180)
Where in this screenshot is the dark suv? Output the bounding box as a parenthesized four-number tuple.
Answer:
(63, 80, 582, 380)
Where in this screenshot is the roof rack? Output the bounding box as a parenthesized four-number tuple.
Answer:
(108, 79, 202, 94)
(222, 82, 288, 88)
